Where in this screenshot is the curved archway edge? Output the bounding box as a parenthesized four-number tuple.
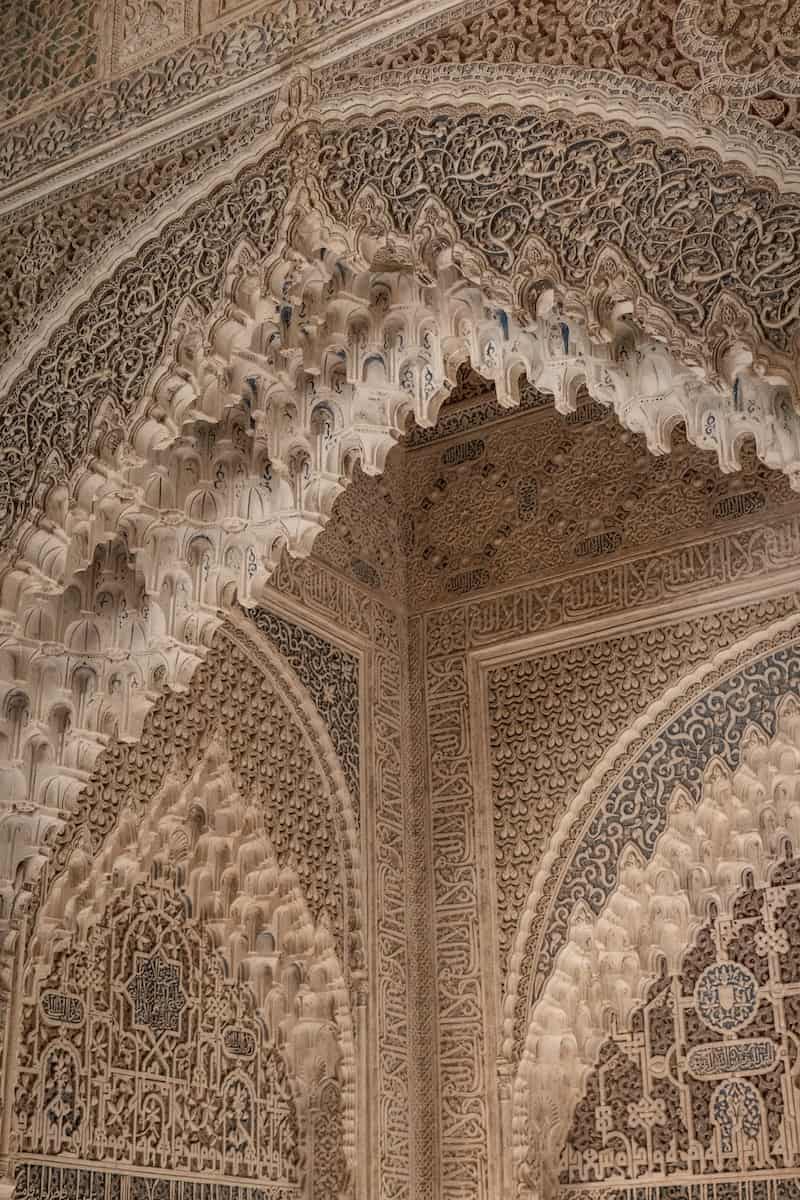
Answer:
(3, 78, 800, 563)
(4, 63, 800, 1200)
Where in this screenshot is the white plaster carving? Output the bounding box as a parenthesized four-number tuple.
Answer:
(509, 614, 800, 1197)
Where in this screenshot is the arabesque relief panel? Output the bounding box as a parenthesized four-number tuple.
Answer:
(513, 630, 800, 1200)
(326, 0, 800, 136)
(562, 856, 800, 1196)
(424, 592, 800, 1199)
(6, 2, 800, 1198)
(15, 875, 302, 1197)
(0, 565, 417, 1200)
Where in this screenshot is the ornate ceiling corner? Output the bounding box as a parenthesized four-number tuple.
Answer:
(5, 11, 800, 1197)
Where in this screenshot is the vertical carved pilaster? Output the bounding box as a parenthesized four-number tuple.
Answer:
(0, 921, 25, 1200)
(403, 615, 440, 1200)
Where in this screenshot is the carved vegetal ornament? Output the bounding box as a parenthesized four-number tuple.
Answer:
(4, 3, 800, 1200)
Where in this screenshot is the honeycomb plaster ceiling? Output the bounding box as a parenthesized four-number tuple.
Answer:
(312, 369, 800, 610)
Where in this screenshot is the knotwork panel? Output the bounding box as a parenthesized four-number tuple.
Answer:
(14, 875, 301, 1198)
(561, 855, 800, 1199)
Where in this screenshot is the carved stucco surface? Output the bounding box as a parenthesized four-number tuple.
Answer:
(330, 0, 701, 87)
(5, 0, 800, 198)
(422, 589, 800, 1197)
(6, 566, 414, 1200)
(311, 453, 409, 606)
(405, 397, 799, 609)
(248, 606, 361, 813)
(5, 5, 800, 1191)
(487, 595, 800, 1038)
(5, 312, 800, 1197)
(317, 111, 800, 357)
(16, 876, 302, 1191)
(30, 615, 361, 971)
(207, 393, 800, 1200)
(313, 372, 800, 610)
(561, 853, 800, 1193)
(262, 557, 414, 1199)
(513, 661, 800, 1198)
(0, 0, 391, 184)
(5, 101, 800, 557)
(0, 148, 289, 544)
(327, 0, 800, 135)
(308, 387, 800, 1196)
(535, 642, 800, 1006)
(0, 96, 275, 359)
(5, 387, 800, 1200)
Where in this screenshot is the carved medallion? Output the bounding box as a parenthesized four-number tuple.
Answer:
(695, 961, 759, 1034)
(40, 991, 83, 1026)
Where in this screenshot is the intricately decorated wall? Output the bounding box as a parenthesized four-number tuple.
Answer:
(302, 370, 800, 1197)
(4, 2, 800, 1198)
(368, 382, 800, 1200)
(0, 560, 412, 1200)
(4, 369, 800, 1200)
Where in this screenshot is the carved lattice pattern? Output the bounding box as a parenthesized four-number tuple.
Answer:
(15, 875, 300, 1193)
(562, 855, 800, 1194)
